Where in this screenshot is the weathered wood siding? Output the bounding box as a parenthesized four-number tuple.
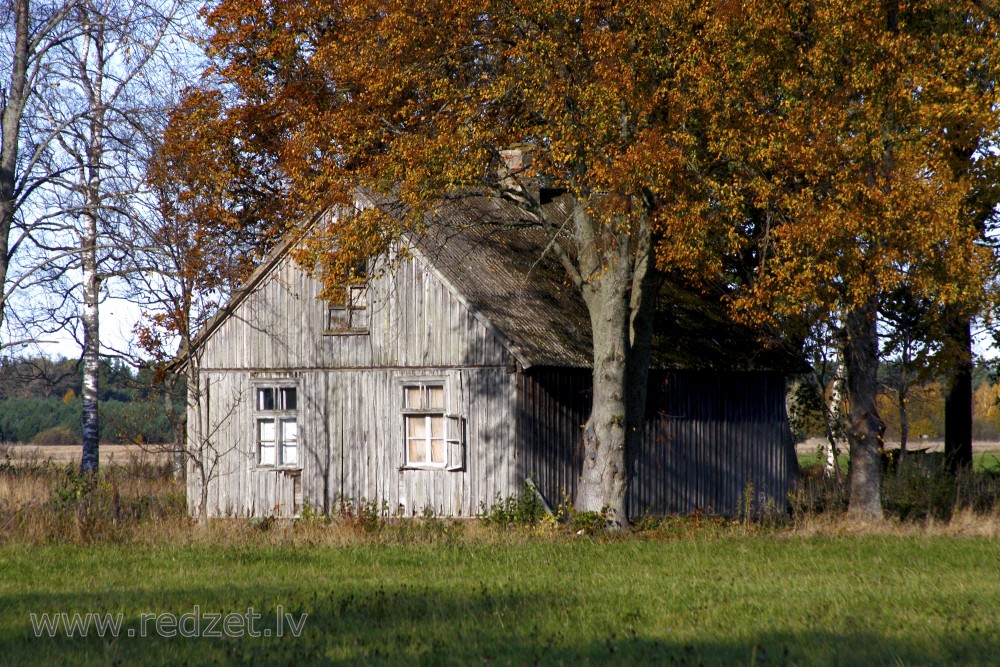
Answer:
(516, 368, 798, 516)
(191, 254, 517, 518)
(199, 254, 507, 370)
(192, 248, 796, 519)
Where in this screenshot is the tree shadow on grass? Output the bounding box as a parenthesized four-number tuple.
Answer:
(3, 586, 999, 666)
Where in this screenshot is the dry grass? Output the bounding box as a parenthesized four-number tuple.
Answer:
(1, 441, 167, 467)
(1, 443, 999, 549)
(787, 510, 1000, 539)
(0, 451, 185, 545)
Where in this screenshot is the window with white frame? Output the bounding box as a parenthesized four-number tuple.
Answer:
(401, 381, 464, 470)
(326, 284, 368, 333)
(255, 385, 299, 467)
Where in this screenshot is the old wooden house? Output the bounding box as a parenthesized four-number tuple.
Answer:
(185, 197, 799, 519)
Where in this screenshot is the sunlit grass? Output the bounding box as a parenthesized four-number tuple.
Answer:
(1, 534, 998, 665)
(1, 458, 998, 665)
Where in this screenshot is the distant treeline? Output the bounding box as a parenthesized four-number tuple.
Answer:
(0, 357, 181, 444)
(790, 361, 1000, 444)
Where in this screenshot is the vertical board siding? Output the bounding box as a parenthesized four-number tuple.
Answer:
(193, 247, 795, 519)
(193, 248, 517, 518)
(516, 368, 797, 517)
(195, 367, 516, 519)
(199, 254, 507, 370)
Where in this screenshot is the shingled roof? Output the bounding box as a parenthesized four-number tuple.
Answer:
(408, 195, 592, 368)
(406, 194, 803, 372)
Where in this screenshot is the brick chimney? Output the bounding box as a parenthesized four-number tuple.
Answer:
(498, 146, 533, 190)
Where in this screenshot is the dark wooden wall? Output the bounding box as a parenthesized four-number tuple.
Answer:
(516, 368, 798, 517)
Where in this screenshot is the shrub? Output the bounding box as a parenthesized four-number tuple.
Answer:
(791, 459, 1000, 522)
(477, 481, 547, 527)
(30, 426, 78, 446)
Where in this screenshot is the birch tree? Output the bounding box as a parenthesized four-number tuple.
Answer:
(27, 0, 195, 472)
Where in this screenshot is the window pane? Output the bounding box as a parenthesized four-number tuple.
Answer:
(350, 307, 369, 330)
(257, 388, 275, 411)
(404, 386, 422, 409)
(281, 388, 297, 411)
(406, 415, 426, 463)
(431, 438, 445, 464)
(327, 307, 348, 330)
(282, 442, 298, 466)
(408, 415, 426, 439)
(259, 419, 276, 443)
(280, 419, 297, 443)
(260, 444, 275, 466)
(408, 439, 426, 463)
(329, 286, 348, 306)
(349, 285, 367, 308)
(426, 386, 444, 409)
(430, 415, 444, 438)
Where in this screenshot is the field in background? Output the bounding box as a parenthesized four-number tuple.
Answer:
(796, 438, 1000, 472)
(2, 443, 168, 468)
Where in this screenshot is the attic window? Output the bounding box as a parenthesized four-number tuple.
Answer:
(325, 285, 368, 334)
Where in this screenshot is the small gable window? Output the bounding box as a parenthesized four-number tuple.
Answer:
(325, 284, 368, 334)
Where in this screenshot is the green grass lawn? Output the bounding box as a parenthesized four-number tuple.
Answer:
(2, 534, 998, 665)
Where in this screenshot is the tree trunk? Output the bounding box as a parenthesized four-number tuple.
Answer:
(943, 315, 973, 472)
(164, 373, 187, 480)
(897, 383, 909, 477)
(0, 0, 31, 345)
(896, 336, 910, 478)
(79, 201, 101, 473)
(844, 302, 884, 519)
(79, 16, 105, 473)
(824, 345, 847, 479)
(188, 362, 209, 524)
(574, 207, 656, 530)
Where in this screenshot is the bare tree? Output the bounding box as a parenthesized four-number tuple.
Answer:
(0, 0, 78, 351)
(18, 0, 196, 472)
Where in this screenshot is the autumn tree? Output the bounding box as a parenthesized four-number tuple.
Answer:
(691, 1, 999, 517)
(137, 88, 286, 497)
(177, 0, 998, 522)
(183, 0, 733, 527)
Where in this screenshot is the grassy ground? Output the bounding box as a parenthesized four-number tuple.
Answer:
(2, 533, 999, 666)
(1, 459, 999, 665)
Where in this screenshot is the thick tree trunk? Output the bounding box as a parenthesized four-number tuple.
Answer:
(844, 302, 884, 519)
(943, 315, 973, 472)
(573, 206, 656, 530)
(576, 294, 631, 523)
